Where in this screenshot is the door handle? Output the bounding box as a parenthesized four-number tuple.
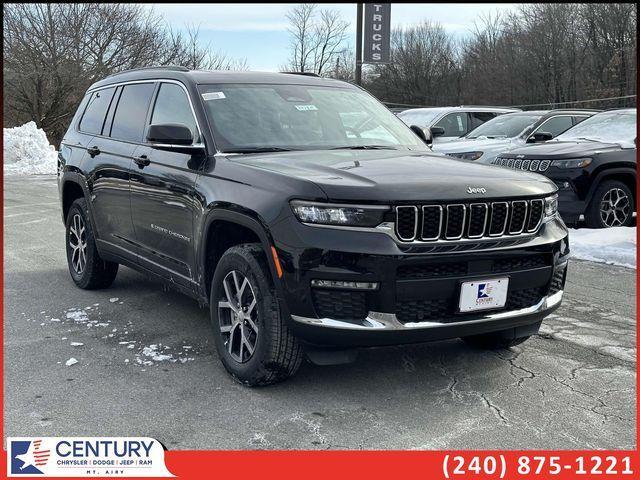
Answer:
(133, 155, 150, 169)
(87, 146, 101, 157)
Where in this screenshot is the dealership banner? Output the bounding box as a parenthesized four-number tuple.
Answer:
(7, 437, 174, 477)
(363, 3, 391, 64)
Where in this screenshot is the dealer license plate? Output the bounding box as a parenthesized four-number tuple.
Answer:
(458, 277, 509, 313)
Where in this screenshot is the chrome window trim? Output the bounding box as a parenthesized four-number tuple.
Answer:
(79, 78, 204, 146)
(444, 204, 466, 240)
(467, 203, 488, 239)
(420, 205, 443, 240)
(509, 200, 528, 234)
(488, 201, 509, 237)
(395, 206, 418, 241)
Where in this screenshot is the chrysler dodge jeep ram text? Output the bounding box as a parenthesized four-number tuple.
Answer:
(58, 67, 569, 385)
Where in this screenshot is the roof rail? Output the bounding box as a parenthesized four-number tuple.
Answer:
(105, 65, 190, 78)
(280, 71, 321, 77)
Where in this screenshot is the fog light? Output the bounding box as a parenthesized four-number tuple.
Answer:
(311, 279, 379, 290)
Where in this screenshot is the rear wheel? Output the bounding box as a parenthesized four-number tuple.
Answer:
(585, 180, 633, 228)
(65, 198, 118, 289)
(210, 244, 303, 386)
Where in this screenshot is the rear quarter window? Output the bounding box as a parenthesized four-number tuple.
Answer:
(79, 87, 116, 135)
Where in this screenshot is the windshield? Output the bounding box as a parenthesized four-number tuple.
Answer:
(466, 114, 542, 139)
(199, 83, 429, 153)
(555, 111, 637, 144)
(397, 109, 442, 127)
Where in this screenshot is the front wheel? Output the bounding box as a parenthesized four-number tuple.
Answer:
(585, 180, 634, 228)
(65, 198, 118, 289)
(210, 244, 303, 386)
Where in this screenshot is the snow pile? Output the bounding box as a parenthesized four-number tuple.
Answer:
(570, 227, 635, 269)
(3, 121, 58, 175)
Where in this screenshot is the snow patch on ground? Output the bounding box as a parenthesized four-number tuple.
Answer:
(569, 227, 635, 269)
(3, 122, 58, 175)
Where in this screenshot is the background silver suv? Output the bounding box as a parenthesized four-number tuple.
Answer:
(397, 106, 520, 144)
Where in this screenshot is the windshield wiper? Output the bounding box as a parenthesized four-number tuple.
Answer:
(575, 137, 600, 143)
(329, 145, 398, 150)
(221, 147, 300, 154)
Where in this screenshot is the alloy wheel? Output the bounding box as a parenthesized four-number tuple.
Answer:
(599, 187, 630, 227)
(218, 270, 259, 363)
(69, 213, 87, 274)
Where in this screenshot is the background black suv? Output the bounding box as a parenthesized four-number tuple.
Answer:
(58, 67, 569, 385)
(492, 109, 636, 227)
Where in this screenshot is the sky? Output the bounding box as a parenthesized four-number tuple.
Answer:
(146, 3, 517, 72)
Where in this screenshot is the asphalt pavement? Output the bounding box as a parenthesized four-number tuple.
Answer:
(4, 175, 636, 449)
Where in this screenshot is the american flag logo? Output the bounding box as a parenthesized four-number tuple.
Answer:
(13, 439, 50, 473)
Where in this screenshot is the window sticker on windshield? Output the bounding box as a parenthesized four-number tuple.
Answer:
(202, 92, 226, 101)
(457, 116, 464, 130)
(294, 104, 318, 111)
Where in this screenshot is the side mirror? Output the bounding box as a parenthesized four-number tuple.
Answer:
(410, 125, 432, 146)
(528, 131, 553, 143)
(430, 126, 446, 137)
(147, 123, 194, 145)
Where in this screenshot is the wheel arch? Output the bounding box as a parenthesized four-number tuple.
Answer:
(198, 207, 282, 303)
(61, 174, 91, 222)
(586, 167, 636, 209)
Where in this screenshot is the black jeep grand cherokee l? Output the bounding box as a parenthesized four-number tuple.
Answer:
(58, 67, 569, 385)
(492, 109, 636, 228)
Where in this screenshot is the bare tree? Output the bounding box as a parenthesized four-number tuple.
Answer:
(285, 4, 348, 75)
(3, 3, 247, 145)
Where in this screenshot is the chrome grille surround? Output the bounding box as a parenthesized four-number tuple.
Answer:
(395, 205, 418, 241)
(393, 198, 545, 243)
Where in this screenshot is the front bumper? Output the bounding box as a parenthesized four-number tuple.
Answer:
(271, 214, 569, 348)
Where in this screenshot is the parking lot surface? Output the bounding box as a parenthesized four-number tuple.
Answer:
(4, 175, 636, 449)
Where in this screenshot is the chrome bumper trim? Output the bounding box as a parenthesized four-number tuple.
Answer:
(291, 290, 563, 331)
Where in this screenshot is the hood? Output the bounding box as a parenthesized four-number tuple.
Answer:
(502, 140, 626, 158)
(431, 137, 513, 154)
(227, 150, 556, 202)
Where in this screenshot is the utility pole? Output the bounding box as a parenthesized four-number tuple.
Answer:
(355, 3, 363, 85)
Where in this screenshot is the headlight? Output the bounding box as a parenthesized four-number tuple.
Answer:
(447, 151, 483, 161)
(551, 158, 592, 169)
(290, 201, 389, 227)
(544, 194, 558, 217)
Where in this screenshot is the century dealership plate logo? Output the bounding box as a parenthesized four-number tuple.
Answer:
(466, 187, 487, 194)
(7, 437, 174, 477)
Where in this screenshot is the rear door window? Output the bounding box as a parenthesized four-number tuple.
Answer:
(79, 87, 116, 135)
(434, 112, 468, 137)
(150, 83, 199, 142)
(110, 83, 155, 142)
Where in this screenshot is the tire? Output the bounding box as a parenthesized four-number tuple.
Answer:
(65, 198, 118, 289)
(585, 180, 634, 228)
(210, 243, 303, 386)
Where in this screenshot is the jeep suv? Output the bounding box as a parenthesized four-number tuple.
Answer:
(58, 67, 569, 386)
(491, 109, 636, 228)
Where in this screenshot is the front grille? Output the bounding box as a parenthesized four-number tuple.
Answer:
(394, 199, 544, 243)
(493, 255, 549, 273)
(493, 157, 551, 172)
(396, 206, 418, 241)
(506, 287, 545, 310)
(312, 289, 367, 320)
(396, 298, 449, 322)
(396, 287, 545, 323)
(397, 262, 467, 279)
